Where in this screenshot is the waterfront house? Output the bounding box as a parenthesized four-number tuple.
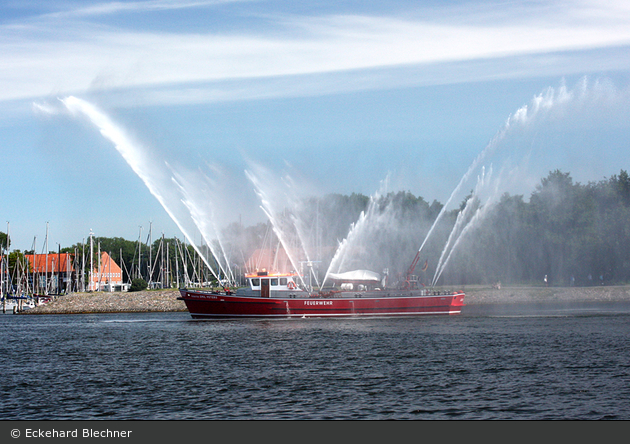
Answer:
(90, 251, 128, 292)
(24, 253, 76, 295)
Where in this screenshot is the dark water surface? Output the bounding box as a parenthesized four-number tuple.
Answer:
(2, 301, 630, 420)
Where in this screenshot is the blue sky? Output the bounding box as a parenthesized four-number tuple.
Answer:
(1, 0, 630, 252)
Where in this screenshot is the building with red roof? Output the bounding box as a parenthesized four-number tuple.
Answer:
(24, 253, 76, 294)
(90, 251, 127, 292)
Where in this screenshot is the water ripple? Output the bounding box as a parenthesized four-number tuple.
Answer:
(2, 308, 630, 420)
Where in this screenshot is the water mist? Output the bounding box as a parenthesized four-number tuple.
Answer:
(320, 176, 393, 288)
(60, 96, 234, 284)
(427, 77, 627, 286)
(244, 164, 319, 289)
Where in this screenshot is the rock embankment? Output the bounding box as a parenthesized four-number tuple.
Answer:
(462, 285, 630, 305)
(22, 289, 187, 315)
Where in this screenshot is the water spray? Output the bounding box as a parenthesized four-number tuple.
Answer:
(426, 77, 618, 286)
(245, 169, 311, 290)
(60, 96, 234, 286)
(321, 176, 391, 288)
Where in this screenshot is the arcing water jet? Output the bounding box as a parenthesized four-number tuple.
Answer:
(427, 77, 626, 286)
(244, 166, 314, 289)
(60, 96, 234, 285)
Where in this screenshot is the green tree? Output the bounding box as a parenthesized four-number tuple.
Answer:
(129, 278, 147, 292)
(0, 231, 8, 250)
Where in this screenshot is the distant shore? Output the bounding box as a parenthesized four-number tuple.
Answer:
(16, 284, 630, 315)
(461, 284, 630, 305)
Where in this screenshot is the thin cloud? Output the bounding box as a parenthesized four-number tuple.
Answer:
(41, 0, 249, 19)
(1, 0, 630, 106)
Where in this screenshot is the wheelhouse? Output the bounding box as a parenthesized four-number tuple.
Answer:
(246, 270, 300, 296)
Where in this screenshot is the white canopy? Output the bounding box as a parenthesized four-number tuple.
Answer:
(327, 269, 381, 282)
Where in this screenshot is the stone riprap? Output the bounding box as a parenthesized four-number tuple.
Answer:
(461, 285, 630, 305)
(22, 289, 187, 314)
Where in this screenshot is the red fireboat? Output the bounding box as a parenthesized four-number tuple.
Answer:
(178, 268, 465, 319)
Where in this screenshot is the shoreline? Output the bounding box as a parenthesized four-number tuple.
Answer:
(18, 289, 187, 315)
(460, 284, 630, 305)
(15, 284, 630, 315)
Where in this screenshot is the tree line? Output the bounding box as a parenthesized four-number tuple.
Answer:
(441, 169, 630, 286)
(2, 169, 629, 289)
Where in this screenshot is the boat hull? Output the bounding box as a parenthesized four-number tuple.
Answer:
(178, 289, 465, 319)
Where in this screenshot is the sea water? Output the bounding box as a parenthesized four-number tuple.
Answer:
(2, 301, 629, 420)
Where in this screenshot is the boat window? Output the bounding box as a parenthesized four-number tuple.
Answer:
(270, 278, 278, 286)
(279, 278, 287, 286)
(251, 278, 260, 286)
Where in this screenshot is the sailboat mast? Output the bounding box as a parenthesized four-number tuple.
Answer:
(45, 222, 49, 296)
(175, 239, 180, 288)
(89, 230, 94, 291)
(32, 236, 37, 295)
(161, 233, 165, 289)
(137, 226, 142, 280)
(108, 250, 111, 292)
(81, 238, 86, 292)
(57, 243, 60, 294)
(148, 221, 152, 287)
(97, 241, 101, 292)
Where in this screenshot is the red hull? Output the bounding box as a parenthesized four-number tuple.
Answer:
(178, 289, 465, 319)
